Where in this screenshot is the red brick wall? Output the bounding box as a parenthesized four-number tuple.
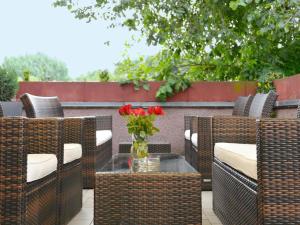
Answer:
(17, 81, 257, 102)
(274, 74, 300, 101)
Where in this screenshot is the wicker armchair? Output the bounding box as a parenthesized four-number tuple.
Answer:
(211, 115, 300, 224)
(20, 93, 112, 189)
(20, 94, 83, 225)
(0, 117, 62, 225)
(190, 91, 277, 190)
(184, 95, 253, 186)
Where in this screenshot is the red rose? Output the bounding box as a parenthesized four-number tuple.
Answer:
(128, 158, 132, 168)
(132, 108, 146, 116)
(148, 106, 164, 115)
(119, 104, 132, 115)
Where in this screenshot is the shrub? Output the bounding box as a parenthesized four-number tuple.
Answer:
(0, 66, 18, 101)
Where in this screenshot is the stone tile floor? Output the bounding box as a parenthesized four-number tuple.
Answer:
(68, 190, 222, 225)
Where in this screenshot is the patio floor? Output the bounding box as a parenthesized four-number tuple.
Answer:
(68, 190, 222, 225)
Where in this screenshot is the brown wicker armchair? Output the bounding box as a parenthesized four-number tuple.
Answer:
(190, 91, 277, 190)
(0, 117, 62, 225)
(20, 93, 112, 189)
(184, 96, 253, 165)
(20, 94, 83, 225)
(211, 115, 300, 224)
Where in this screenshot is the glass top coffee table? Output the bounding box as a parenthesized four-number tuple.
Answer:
(94, 153, 202, 225)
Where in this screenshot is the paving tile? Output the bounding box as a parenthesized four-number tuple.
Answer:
(69, 189, 223, 225)
(68, 219, 93, 225)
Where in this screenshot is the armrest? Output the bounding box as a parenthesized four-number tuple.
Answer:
(0, 117, 27, 223)
(0, 117, 63, 223)
(184, 115, 194, 131)
(83, 116, 97, 153)
(257, 118, 300, 224)
(63, 117, 84, 144)
(27, 117, 64, 167)
(96, 115, 112, 131)
(212, 116, 257, 145)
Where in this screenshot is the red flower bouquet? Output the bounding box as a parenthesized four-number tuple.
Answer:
(119, 104, 164, 158)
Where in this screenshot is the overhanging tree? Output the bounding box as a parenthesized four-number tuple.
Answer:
(54, 0, 300, 97)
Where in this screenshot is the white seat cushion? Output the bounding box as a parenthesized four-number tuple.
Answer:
(184, 130, 191, 140)
(27, 154, 57, 183)
(191, 133, 198, 147)
(96, 130, 112, 146)
(214, 143, 257, 180)
(64, 143, 82, 164)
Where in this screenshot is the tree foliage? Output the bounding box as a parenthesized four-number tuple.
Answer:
(2, 53, 70, 81)
(54, 0, 300, 97)
(0, 66, 18, 101)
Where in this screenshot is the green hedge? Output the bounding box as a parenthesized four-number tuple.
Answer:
(0, 67, 18, 101)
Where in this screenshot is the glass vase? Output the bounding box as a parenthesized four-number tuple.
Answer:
(130, 136, 149, 172)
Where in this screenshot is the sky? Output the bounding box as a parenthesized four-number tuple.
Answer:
(0, 0, 161, 78)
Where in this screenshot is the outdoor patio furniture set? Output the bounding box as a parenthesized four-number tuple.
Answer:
(0, 94, 112, 225)
(185, 91, 300, 224)
(1, 90, 300, 225)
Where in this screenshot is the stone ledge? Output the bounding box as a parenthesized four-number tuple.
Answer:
(61, 100, 299, 109)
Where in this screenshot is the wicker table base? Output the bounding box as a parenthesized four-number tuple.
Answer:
(95, 154, 202, 225)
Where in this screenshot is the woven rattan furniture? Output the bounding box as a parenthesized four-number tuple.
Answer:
(95, 153, 202, 225)
(190, 91, 277, 191)
(211, 116, 300, 225)
(0, 117, 62, 225)
(0, 101, 23, 117)
(119, 136, 171, 153)
(184, 95, 253, 167)
(20, 93, 83, 224)
(184, 95, 253, 190)
(21, 93, 113, 190)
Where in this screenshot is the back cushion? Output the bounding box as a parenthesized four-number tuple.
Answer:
(0, 102, 23, 117)
(248, 91, 277, 118)
(232, 96, 253, 116)
(20, 93, 64, 118)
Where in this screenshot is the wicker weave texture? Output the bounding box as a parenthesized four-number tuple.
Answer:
(212, 118, 300, 224)
(21, 93, 64, 118)
(95, 172, 202, 225)
(257, 119, 300, 224)
(83, 116, 113, 188)
(119, 142, 171, 153)
(213, 160, 257, 225)
(0, 117, 60, 225)
(20, 94, 83, 224)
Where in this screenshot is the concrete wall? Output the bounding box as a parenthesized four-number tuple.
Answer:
(64, 107, 232, 154)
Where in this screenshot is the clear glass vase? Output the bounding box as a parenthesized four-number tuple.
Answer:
(130, 139, 149, 159)
(130, 135, 149, 172)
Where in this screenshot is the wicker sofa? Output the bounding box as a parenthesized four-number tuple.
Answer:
(0, 117, 62, 225)
(187, 91, 277, 190)
(211, 114, 300, 224)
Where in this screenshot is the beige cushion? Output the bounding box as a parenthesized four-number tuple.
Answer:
(214, 143, 257, 180)
(27, 154, 57, 183)
(96, 130, 112, 146)
(64, 143, 82, 164)
(184, 130, 191, 140)
(191, 133, 198, 147)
